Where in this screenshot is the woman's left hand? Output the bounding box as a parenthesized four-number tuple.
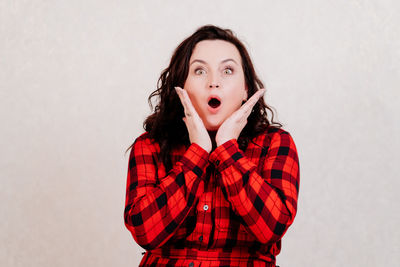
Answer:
(215, 89, 266, 147)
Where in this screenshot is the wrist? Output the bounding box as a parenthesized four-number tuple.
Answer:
(194, 142, 211, 153)
(216, 138, 235, 147)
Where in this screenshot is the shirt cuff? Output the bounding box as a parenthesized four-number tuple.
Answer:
(209, 139, 244, 172)
(179, 142, 209, 178)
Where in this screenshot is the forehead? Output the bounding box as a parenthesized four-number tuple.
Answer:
(190, 40, 242, 64)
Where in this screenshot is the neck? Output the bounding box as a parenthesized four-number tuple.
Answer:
(208, 130, 217, 151)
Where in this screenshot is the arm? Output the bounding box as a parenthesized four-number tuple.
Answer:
(124, 135, 209, 250)
(209, 130, 300, 245)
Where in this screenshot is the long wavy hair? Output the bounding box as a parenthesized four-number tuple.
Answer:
(127, 24, 282, 171)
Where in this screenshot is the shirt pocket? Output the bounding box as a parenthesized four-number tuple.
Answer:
(213, 185, 248, 235)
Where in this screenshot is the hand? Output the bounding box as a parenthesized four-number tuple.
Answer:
(175, 86, 212, 153)
(215, 89, 266, 147)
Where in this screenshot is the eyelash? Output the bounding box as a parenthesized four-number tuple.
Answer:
(194, 66, 234, 75)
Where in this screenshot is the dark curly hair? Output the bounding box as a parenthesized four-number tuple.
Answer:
(127, 24, 282, 171)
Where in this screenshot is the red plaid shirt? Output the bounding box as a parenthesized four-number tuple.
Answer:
(124, 127, 300, 267)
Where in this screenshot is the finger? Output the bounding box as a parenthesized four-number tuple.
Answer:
(234, 89, 265, 120)
(177, 87, 200, 119)
(242, 89, 265, 111)
(180, 88, 198, 116)
(175, 86, 185, 105)
(175, 86, 191, 116)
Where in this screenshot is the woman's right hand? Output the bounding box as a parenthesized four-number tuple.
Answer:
(175, 86, 212, 153)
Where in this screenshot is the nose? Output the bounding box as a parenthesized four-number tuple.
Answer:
(208, 71, 220, 88)
(209, 83, 219, 88)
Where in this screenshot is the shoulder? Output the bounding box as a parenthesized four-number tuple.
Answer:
(134, 132, 158, 145)
(251, 126, 297, 148)
(135, 132, 151, 143)
(129, 132, 160, 155)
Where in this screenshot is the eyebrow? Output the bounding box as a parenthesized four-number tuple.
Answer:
(190, 58, 238, 66)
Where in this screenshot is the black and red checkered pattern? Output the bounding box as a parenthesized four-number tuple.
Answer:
(124, 127, 300, 266)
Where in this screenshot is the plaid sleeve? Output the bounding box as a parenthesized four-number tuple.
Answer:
(124, 135, 209, 250)
(208, 130, 300, 244)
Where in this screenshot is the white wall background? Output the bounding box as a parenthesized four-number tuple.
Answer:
(1, 1, 399, 266)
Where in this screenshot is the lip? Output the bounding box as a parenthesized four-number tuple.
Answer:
(207, 95, 222, 114)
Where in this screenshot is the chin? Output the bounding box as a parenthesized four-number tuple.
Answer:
(205, 122, 221, 132)
(206, 126, 219, 131)
(203, 116, 224, 131)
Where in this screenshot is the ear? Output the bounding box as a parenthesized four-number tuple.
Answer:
(243, 84, 248, 101)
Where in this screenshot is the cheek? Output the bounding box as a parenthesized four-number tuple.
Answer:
(225, 89, 247, 112)
(184, 86, 203, 110)
(184, 77, 203, 92)
(226, 82, 247, 100)
(224, 74, 246, 89)
(227, 97, 243, 112)
(184, 78, 205, 101)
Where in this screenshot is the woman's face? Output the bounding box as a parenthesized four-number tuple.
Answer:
(183, 40, 248, 131)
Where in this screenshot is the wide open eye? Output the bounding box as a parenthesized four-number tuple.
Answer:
(195, 68, 206, 75)
(223, 67, 233, 74)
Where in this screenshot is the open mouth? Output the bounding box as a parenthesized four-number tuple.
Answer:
(208, 97, 221, 108)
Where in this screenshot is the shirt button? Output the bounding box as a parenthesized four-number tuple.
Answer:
(199, 235, 203, 241)
(203, 204, 209, 211)
(189, 262, 194, 267)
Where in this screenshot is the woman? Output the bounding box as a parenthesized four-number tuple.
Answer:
(124, 24, 300, 267)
